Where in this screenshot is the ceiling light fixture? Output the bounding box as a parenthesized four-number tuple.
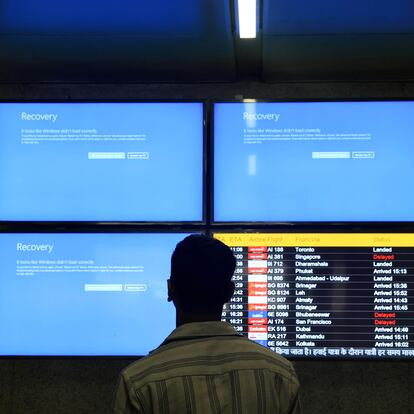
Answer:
(237, 0, 257, 39)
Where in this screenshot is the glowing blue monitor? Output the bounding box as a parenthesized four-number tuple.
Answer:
(0, 102, 203, 221)
(214, 101, 414, 222)
(0, 232, 191, 356)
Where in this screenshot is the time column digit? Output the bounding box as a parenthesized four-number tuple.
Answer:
(222, 246, 247, 334)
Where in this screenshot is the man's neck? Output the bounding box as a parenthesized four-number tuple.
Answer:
(176, 308, 223, 328)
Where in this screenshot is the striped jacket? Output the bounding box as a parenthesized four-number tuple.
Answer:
(114, 321, 301, 414)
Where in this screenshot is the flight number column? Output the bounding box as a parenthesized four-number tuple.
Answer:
(247, 245, 290, 348)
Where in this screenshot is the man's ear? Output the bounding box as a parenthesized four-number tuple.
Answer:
(224, 281, 235, 303)
(167, 278, 173, 302)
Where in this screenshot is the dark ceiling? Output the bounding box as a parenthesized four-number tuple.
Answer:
(1, 0, 414, 83)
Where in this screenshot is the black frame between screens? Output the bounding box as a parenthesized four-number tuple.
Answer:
(0, 99, 207, 228)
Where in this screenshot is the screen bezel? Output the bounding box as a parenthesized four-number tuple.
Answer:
(0, 100, 207, 225)
(212, 228, 414, 360)
(211, 98, 414, 226)
(0, 228, 201, 358)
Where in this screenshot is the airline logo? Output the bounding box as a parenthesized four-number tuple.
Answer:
(248, 274, 267, 282)
(248, 310, 268, 319)
(248, 318, 268, 325)
(248, 332, 268, 341)
(248, 282, 267, 296)
(248, 252, 268, 260)
(248, 325, 268, 333)
(253, 339, 268, 347)
(248, 259, 268, 268)
(248, 303, 268, 311)
(248, 268, 267, 274)
(248, 247, 268, 253)
(248, 295, 268, 304)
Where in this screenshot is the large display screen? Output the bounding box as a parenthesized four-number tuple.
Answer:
(0, 232, 190, 356)
(214, 101, 414, 222)
(216, 233, 414, 358)
(0, 102, 203, 221)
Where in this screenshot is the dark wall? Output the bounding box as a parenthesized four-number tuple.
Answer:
(1, 80, 414, 101)
(1, 81, 414, 414)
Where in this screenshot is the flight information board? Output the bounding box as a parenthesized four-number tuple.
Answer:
(215, 233, 414, 358)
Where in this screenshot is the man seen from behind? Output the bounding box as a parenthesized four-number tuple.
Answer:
(114, 234, 301, 413)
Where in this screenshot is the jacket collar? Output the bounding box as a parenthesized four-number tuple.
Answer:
(159, 321, 241, 347)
